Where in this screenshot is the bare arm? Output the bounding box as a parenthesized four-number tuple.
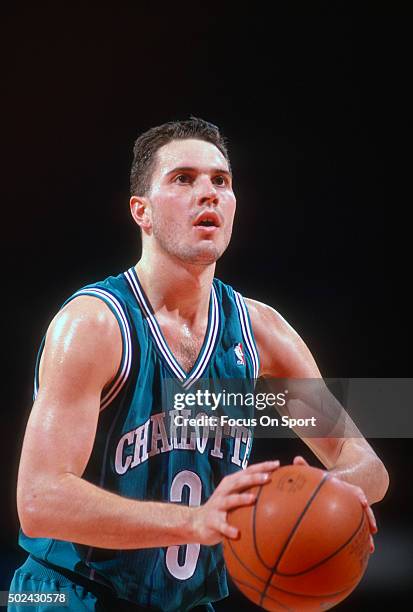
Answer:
(246, 297, 389, 505)
(18, 296, 278, 549)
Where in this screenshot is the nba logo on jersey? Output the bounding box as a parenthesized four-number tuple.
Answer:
(234, 342, 246, 366)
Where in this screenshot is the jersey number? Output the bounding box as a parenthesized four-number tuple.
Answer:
(165, 470, 202, 580)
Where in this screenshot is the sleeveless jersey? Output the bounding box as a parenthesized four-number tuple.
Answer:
(19, 267, 260, 611)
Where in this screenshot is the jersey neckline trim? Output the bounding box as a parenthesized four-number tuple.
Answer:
(124, 267, 220, 388)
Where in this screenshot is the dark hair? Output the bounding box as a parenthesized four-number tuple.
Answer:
(130, 116, 231, 197)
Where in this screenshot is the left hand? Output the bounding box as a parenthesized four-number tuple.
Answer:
(293, 456, 377, 553)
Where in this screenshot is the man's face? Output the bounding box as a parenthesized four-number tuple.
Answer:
(145, 138, 236, 265)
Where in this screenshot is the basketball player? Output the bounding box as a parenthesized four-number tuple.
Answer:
(10, 118, 389, 611)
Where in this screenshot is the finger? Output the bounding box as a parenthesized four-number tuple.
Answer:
(355, 491, 377, 534)
(244, 460, 280, 474)
(219, 461, 279, 494)
(369, 535, 375, 554)
(365, 506, 378, 534)
(221, 471, 273, 494)
(220, 522, 239, 540)
(293, 456, 309, 466)
(221, 492, 257, 511)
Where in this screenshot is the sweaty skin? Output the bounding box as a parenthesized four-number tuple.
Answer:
(17, 138, 388, 553)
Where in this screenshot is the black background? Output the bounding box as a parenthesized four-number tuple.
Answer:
(1, 2, 412, 610)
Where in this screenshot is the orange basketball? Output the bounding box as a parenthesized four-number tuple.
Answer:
(223, 464, 371, 611)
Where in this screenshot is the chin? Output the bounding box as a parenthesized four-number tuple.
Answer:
(179, 244, 223, 266)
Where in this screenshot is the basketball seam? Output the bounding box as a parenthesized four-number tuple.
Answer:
(259, 473, 330, 606)
(227, 537, 267, 586)
(252, 485, 272, 569)
(231, 576, 294, 611)
(275, 510, 367, 577)
(226, 536, 361, 598)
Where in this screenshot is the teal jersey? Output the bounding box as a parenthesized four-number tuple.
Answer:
(19, 267, 260, 611)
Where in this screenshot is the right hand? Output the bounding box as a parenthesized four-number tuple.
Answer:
(191, 460, 280, 545)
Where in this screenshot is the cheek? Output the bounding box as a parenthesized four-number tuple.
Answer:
(226, 198, 237, 235)
(153, 195, 187, 229)
(225, 196, 237, 224)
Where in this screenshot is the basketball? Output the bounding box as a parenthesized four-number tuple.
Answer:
(223, 464, 371, 611)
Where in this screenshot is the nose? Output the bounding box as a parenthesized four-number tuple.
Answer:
(195, 176, 219, 206)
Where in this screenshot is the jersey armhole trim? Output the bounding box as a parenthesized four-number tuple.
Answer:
(33, 288, 132, 411)
(234, 291, 260, 380)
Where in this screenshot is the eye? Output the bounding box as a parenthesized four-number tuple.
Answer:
(212, 175, 227, 186)
(175, 174, 193, 184)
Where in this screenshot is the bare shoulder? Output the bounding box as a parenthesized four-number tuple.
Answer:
(244, 297, 299, 337)
(45, 295, 121, 356)
(39, 295, 122, 391)
(244, 297, 321, 378)
(51, 294, 121, 332)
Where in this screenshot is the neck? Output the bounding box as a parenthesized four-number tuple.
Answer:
(135, 248, 215, 322)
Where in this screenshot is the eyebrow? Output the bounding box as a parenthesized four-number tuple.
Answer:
(164, 166, 232, 178)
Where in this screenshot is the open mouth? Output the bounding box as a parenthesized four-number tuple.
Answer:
(197, 219, 216, 227)
(193, 211, 221, 228)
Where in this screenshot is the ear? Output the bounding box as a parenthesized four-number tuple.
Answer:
(130, 196, 152, 232)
